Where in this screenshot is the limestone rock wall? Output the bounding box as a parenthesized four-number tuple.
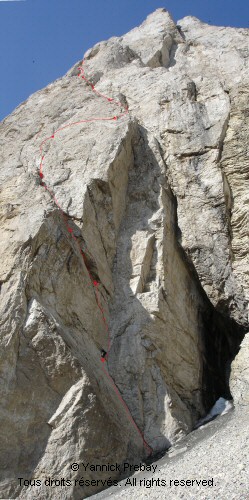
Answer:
(0, 8, 248, 499)
(230, 335, 249, 406)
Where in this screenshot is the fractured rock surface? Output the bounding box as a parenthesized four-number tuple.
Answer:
(0, 8, 248, 499)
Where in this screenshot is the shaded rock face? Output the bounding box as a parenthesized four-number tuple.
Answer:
(0, 8, 248, 499)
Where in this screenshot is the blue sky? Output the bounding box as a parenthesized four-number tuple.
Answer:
(0, 0, 248, 121)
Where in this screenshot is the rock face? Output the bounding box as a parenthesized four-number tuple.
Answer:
(230, 335, 249, 405)
(0, 8, 248, 499)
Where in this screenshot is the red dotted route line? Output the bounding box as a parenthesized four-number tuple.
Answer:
(37, 58, 153, 456)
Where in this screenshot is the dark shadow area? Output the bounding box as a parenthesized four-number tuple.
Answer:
(201, 308, 246, 408)
(176, 25, 186, 41)
(171, 194, 247, 412)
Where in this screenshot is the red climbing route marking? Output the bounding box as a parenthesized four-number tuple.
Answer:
(36, 57, 152, 457)
(102, 365, 153, 455)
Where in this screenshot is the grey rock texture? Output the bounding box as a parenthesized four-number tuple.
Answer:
(231, 335, 249, 405)
(0, 8, 248, 499)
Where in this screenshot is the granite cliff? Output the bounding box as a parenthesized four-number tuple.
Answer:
(0, 9, 248, 499)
